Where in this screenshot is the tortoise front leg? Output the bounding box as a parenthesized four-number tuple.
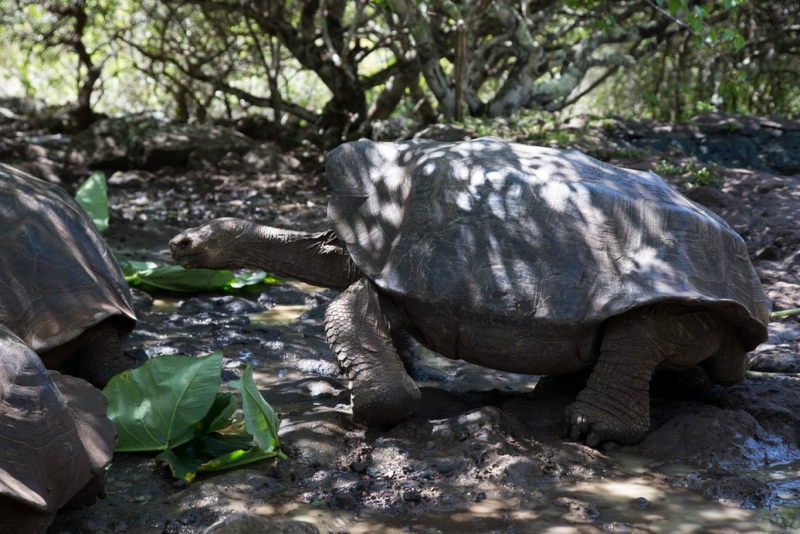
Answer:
(565, 304, 744, 446)
(325, 279, 421, 426)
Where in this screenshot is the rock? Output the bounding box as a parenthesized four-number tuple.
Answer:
(108, 170, 156, 187)
(607, 112, 800, 174)
(704, 376, 800, 449)
(67, 113, 162, 168)
(749, 319, 800, 374)
(67, 114, 253, 169)
(412, 124, 474, 142)
(203, 513, 319, 534)
(679, 472, 770, 508)
(0, 106, 20, 123)
(243, 142, 301, 172)
(640, 403, 794, 469)
(360, 118, 414, 141)
(762, 132, 800, 175)
(138, 124, 253, 170)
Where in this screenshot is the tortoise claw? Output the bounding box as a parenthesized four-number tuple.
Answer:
(564, 402, 640, 447)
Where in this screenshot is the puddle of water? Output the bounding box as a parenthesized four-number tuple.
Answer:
(151, 297, 181, 313)
(554, 477, 759, 533)
(745, 458, 800, 531)
(285, 280, 328, 294)
(248, 304, 311, 326)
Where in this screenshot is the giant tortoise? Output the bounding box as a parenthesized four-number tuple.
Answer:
(169, 137, 769, 445)
(0, 163, 136, 531)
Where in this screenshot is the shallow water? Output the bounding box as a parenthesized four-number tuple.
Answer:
(248, 304, 312, 326)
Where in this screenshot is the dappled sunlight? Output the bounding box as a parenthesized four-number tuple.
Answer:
(325, 137, 769, 377)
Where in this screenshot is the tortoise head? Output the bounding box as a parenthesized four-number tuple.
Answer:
(169, 217, 243, 270)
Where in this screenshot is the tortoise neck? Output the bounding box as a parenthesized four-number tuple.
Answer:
(234, 223, 361, 290)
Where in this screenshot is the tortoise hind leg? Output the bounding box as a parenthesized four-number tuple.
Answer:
(325, 278, 421, 426)
(700, 326, 746, 386)
(565, 304, 745, 446)
(75, 321, 137, 388)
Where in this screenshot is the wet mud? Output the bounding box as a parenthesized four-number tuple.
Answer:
(3, 113, 798, 533)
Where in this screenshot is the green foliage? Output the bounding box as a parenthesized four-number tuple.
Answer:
(117, 258, 280, 293)
(105, 351, 226, 452)
(104, 352, 287, 482)
(74, 171, 109, 233)
(769, 308, 800, 319)
(229, 366, 282, 454)
(595, 2, 799, 121)
(655, 158, 720, 188)
(2, 0, 797, 137)
(655, 159, 680, 176)
(72, 172, 280, 292)
(683, 160, 720, 188)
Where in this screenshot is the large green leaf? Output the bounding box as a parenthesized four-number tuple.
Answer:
(104, 352, 224, 452)
(115, 255, 159, 277)
(115, 256, 281, 292)
(74, 171, 109, 232)
(155, 379, 286, 482)
(198, 392, 237, 434)
(229, 365, 284, 454)
(155, 429, 279, 482)
(128, 265, 239, 292)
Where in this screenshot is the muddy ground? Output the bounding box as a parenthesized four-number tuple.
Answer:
(2, 110, 800, 533)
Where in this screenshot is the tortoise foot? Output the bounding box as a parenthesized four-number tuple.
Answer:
(564, 400, 648, 446)
(351, 373, 421, 427)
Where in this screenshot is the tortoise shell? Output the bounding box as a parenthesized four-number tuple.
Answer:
(326, 138, 768, 369)
(0, 163, 136, 352)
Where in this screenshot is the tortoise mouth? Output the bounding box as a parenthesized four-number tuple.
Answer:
(168, 242, 203, 267)
(171, 252, 202, 268)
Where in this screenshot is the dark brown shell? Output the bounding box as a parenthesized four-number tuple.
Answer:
(0, 163, 135, 352)
(0, 326, 115, 533)
(326, 138, 769, 357)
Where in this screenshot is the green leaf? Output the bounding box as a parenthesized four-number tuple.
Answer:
(199, 393, 237, 434)
(113, 256, 281, 292)
(155, 430, 279, 482)
(114, 254, 159, 279)
(690, 14, 703, 33)
(230, 271, 281, 288)
(104, 352, 224, 452)
(74, 171, 109, 232)
(132, 265, 238, 292)
(770, 307, 800, 319)
(229, 365, 283, 455)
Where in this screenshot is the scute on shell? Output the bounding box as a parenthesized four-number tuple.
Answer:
(0, 327, 115, 534)
(0, 163, 136, 352)
(326, 138, 768, 355)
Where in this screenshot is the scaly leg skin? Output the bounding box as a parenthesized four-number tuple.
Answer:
(76, 322, 136, 389)
(324, 279, 421, 426)
(565, 304, 744, 446)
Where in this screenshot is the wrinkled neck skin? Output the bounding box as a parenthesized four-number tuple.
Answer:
(229, 222, 362, 290)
